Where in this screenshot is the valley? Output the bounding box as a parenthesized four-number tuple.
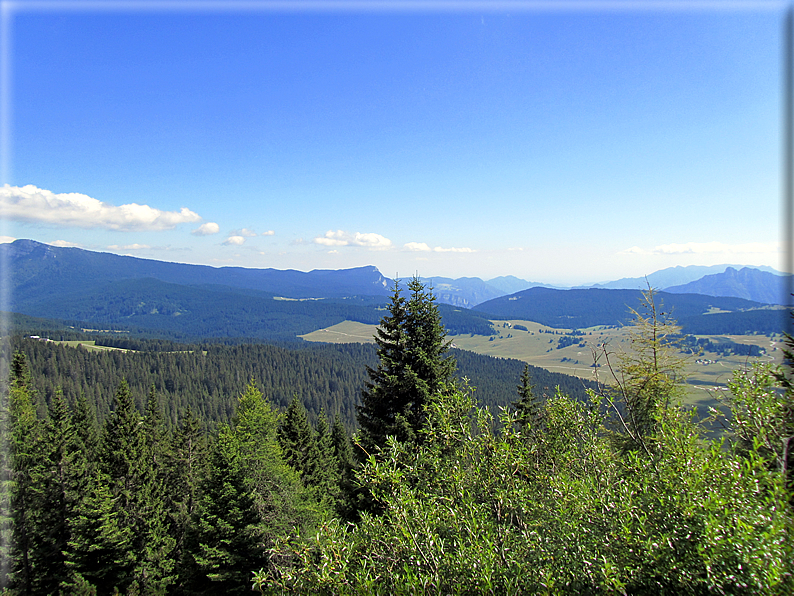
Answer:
(302, 318, 785, 413)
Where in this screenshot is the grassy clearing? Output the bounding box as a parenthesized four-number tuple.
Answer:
(52, 340, 135, 353)
(300, 321, 378, 343)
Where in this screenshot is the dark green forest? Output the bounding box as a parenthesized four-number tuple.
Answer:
(2, 337, 595, 432)
(0, 282, 792, 595)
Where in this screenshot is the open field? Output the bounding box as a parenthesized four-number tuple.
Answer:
(46, 340, 204, 355)
(300, 321, 379, 344)
(301, 319, 785, 412)
(49, 340, 135, 353)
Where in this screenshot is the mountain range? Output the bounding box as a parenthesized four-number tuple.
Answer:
(427, 264, 788, 308)
(1, 239, 788, 341)
(664, 266, 787, 304)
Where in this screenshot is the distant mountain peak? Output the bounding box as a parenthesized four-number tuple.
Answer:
(664, 266, 789, 305)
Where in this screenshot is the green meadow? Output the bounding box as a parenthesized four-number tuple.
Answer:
(52, 340, 134, 352)
(302, 319, 784, 412)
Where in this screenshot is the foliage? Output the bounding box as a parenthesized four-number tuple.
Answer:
(597, 288, 690, 457)
(260, 293, 793, 595)
(3, 291, 792, 594)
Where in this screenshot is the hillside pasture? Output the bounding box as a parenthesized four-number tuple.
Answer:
(302, 318, 784, 413)
(300, 321, 378, 343)
(53, 340, 135, 352)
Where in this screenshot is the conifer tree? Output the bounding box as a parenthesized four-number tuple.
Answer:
(330, 412, 355, 519)
(27, 390, 77, 595)
(6, 353, 43, 595)
(194, 382, 319, 594)
(0, 387, 10, 592)
(605, 288, 688, 457)
(314, 407, 340, 508)
(71, 392, 100, 470)
(278, 396, 321, 489)
(512, 364, 547, 445)
(168, 408, 207, 593)
(62, 469, 132, 593)
(100, 380, 176, 593)
(133, 386, 176, 593)
(331, 413, 354, 472)
(357, 277, 455, 455)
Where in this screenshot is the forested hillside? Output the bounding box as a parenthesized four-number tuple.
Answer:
(4, 336, 595, 432)
(475, 286, 785, 334)
(4, 279, 495, 342)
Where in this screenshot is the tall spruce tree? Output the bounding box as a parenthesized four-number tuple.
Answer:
(357, 277, 455, 455)
(99, 380, 176, 593)
(277, 396, 320, 488)
(168, 407, 207, 594)
(62, 468, 132, 593)
(27, 390, 77, 595)
(71, 392, 100, 471)
(314, 407, 341, 510)
(512, 364, 545, 438)
(6, 354, 42, 595)
(330, 412, 355, 519)
(99, 379, 143, 589)
(194, 382, 319, 594)
(134, 386, 176, 593)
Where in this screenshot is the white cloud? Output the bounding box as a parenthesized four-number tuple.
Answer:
(262, 230, 275, 236)
(192, 222, 220, 236)
(47, 240, 82, 248)
(313, 230, 392, 249)
(107, 243, 151, 250)
(315, 230, 350, 246)
(0, 236, 16, 244)
(223, 235, 246, 246)
(620, 241, 782, 256)
(1, 184, 201, 231)
(354, 232, 392, 249)
(240, 228, 257, 237)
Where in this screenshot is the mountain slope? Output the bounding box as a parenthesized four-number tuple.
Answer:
(585, 264, 781, 291)
(418, 276, 505, 308)
(486, 275, 560, 294)
(664, 266, 788, 305)
(474, 287, 774, 330)
(3, 239, 392, 306)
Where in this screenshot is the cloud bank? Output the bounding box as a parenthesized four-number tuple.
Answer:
(47, 240, 82, 248)
(1, 184, 201, 231)
(107, 243, 151, 250)
(621, 241, 781, 256)
(404, 242, 475, 253)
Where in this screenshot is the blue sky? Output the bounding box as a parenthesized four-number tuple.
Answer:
(0, 1, 785, 285)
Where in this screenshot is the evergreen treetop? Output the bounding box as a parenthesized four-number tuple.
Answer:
(357, 277, 455, 455)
